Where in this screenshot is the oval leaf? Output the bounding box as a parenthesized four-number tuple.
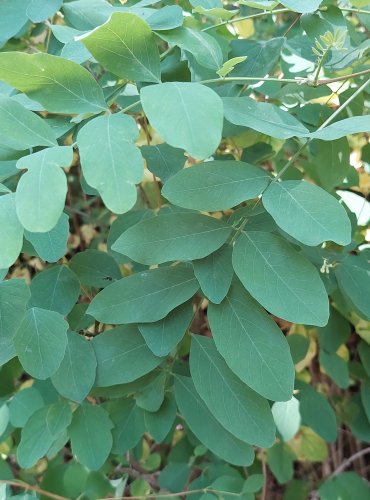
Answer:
(87, 265, 198, 324)
(162, 160, 270, 211)
(232, 231, 329, 326)
(262, 180, 351, 246)
(112, 213, 232, 264)
(190, 335, 276, 447)
(208, 281, 295, 401)
(141, 82, 223, 160)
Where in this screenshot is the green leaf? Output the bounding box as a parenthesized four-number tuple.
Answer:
(87, 265, 199, 324)
(208, 281, 294, 401)
(0, 0, 30, 43)
(51, 332, 97, 402)
(267, 442, 295, 485)
(360, 379, 370, 423)
(157, 27, 223, 70)
(138, 301, 194, 357)
(319, 349, 349, 389)
(109, 399, 145, 454)
(69, 403, 113, 471)
(280, 0, 323, 12)
(141, 144, 185, 183)
(93, 325, 162, 387)
(309, 139, 350, 192)
(262, 180, 351, 246)
(162, 160, 270, 211)
(135, 372, 166, 412)
(317, 307, 351, 354)
(24, 213, 69, 263)
(174, 375, 255, 466)
(80, 12, 161, 83)
(0, 194, 24, 269)
(359, 341, 370, 378)
(319, 472, 370, 500)
(190, 335, 276, 447)
(0, 97, 57, 150)
(229, 37, 285, 78)
(335, 255, 370, 320)
(15, 147, 72, 233)
(216, 57, 247, 78)
(141, 83, 223, 160)
(0, 53, 107, 114)
(309, 116, 370, 141)
(272, 396, 301, 441)
(112, 213, 232, 265)
(193, 245, 233, 304)
(296, 381, 337, 442)
(17, 401, 72, 469)
(14, 307, 68, 380)
(78, 114, 144, 214)
(8, 387, 44, 428)
(26, 0, 63, 22)
(0, 278, 30, 366)
(29, 265, 80, 316)
(144, 395, 177, 442)
(70, 250, 122, 288)
(223, 97, 309, 140)
(232, 232, 329, 326)
(147, 5, 184, 30)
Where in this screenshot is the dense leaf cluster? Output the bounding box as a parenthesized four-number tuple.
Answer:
(0, 0, 370, 499)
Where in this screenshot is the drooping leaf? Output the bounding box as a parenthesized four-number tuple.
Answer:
(319, 472, 370, 500)
(29, 265, 80, 316)
(216, 57, 248, 78)
(157, 27, 223, 70)
(232, 231, 329, 326)
(0, 279, 30, 366)
(317, 307, 351, 354)
(69, 403, 113, 471)
(24, 213, 69, 263)
(174, 375, 255, 466)
(141, 144, 185, 182)
(17, 401, 72, 469)
(262, 180, 352, 246)
(141, 82, 223, 160)
(70, 250, 122, 288)
(144, 395, 177, 442)
(0, 97, 57, 150)
(335, 254, 370, 320)
(272, 396, 301, 441)
(190, 335, 276, 447)
(109, 399, 145, 454)
(15, 147, 72, 233)
(87, 265, 198, 324)
(296, 381, 337, 442)
(319, 349, 349, 389)
(93, 325, 163, 386)
(138, 301, 194, 357)
(308, 138, 350, 192)
(208, 281, 294, 401)
(193, 245, 233, 304)
(112, 213, 232, 265)
(51, 332, 97, 402)
(80, 12, 161, 83)
(14, 307, 68, 380)
(0, 53, 107, 114)
(0, 193, 24, 269)
(223, 97, 309, 140)
(78, 114, 144, 214)
(267, 442, 295, 485)
(162, 160, 270, 211)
